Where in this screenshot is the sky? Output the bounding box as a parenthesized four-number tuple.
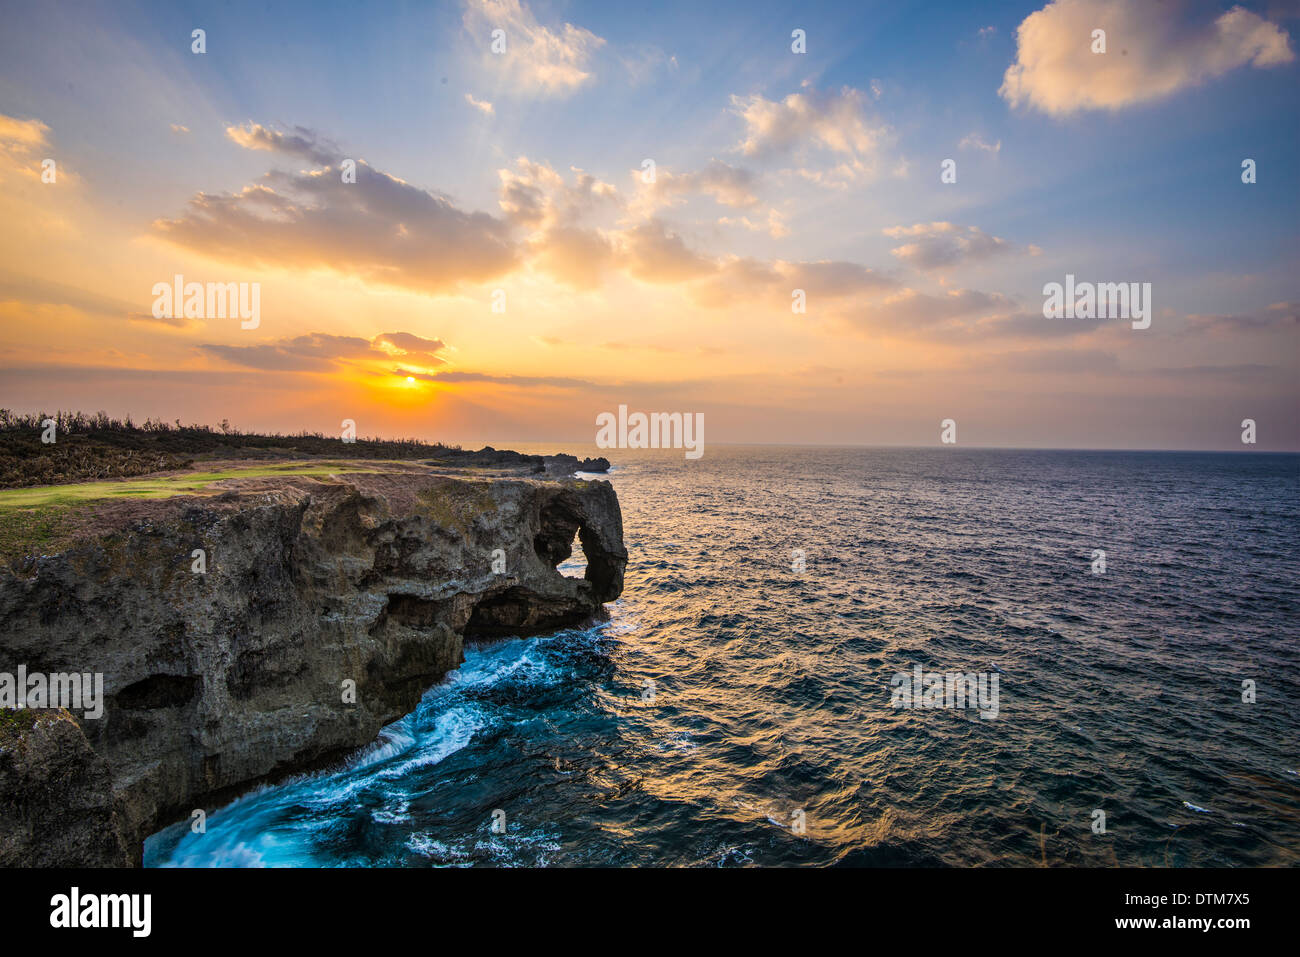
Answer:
(0, 0, 1297, 450)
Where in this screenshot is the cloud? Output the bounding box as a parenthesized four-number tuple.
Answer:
(840, 287, 1019, 335)
(684, 257, 777, 306)
(0, 114, 50, 155)
(0, 273, 135, 320)
(170, 124, 191, 135)
(959, 132, 1001, 153)
(497, 156, 619, 229)
(985, 347, 1120, 373)
(463, 0, 606, 97)
(1000, 0, 1294, 115)
(373, 331, 450, 367)
(465, 93, 495, 115)
(639, 159, 761, 210)
(200, 331, 449, 371)
(374, 331, 446, 354)
(128, 310, 201, 330)
(884, 222, 1039, 269)
(399, 368, 596, 389)
(492, 157, 621, 287)
(0, 114, 60, 183)
(728, 81, 904, 191)
(688, 256, 898, 308)
(199, 333, 379, 371)
(528, 225, 616, 290)
(717, 209, 788, 238)
(155, 145, 517, 294)
(619, 219, 718, 283)
(1184, 300, 1300, 334)
(733, 85, 894, 172)
(1149, 361, 1276, 378)
(487, 155, 907, 299)
(783, 260, 899, 297)
(728, 83, 899, 187)
(490, 156, 912, 300)
(225, 122, 339, 165)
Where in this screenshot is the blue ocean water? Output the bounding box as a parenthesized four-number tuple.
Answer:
(145, 447, 1300, 867)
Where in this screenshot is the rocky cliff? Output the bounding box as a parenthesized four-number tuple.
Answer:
(0, 465, 625, 866)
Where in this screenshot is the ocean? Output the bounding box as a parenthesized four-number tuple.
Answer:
(144, 447, 1300, 867)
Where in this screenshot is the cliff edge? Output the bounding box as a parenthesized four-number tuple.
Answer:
(0, 462, 626, 865)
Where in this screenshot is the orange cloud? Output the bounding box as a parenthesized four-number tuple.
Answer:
(619, 220, 717, 283)
(198, 331, 449, 372)
(153, 154, 518, 294)
(0, 114, 50, 155)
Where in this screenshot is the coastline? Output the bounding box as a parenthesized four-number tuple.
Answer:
(0, 455, 626, 866)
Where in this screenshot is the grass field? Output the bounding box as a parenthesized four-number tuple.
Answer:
(0, 462, 386, 511)
(0, 462, 398, 562)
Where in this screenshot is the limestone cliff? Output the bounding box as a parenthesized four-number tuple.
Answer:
(0, 466, 626, 865)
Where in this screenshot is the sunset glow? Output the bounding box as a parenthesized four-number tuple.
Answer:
(1, 0, 1296, 449)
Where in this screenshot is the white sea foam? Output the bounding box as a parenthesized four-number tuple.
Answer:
(375, 708, 485, 780)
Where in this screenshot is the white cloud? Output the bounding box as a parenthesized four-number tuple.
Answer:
(633, 159, 761, 215)
(465, 93, 495, 115)
(688, 257, 898, 308)
(464, 0, 606, 97)
(841, 287, 1019, 335)
(884, 222, 1039, 269)
(225, 122, 338, 165)
(732, 84, 886, 158)
(731, 83, 895, 187)
(959, 132, 1001, 153)
(1000, 0, 1294, 115)
(497, 156, 619, 230)
(718, 209, 788, 239)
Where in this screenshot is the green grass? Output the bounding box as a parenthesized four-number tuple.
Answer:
(0, 463, 387, 511)
(0, 463, 405, 564)
(0, 506, 81, 563)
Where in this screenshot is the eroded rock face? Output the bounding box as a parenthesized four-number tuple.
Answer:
(0, 709, 131, 867)
(0, 472, 625, 865)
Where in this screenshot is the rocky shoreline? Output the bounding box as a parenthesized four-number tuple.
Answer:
(0, 459, 625, 866)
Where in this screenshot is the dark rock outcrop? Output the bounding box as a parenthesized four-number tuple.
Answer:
(425, 445, 546, 471)
(0, 709, 132, 867)
(542, 453, 611, 475)
(0, 470, 625, 866)
(422, 447, 610, 476)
